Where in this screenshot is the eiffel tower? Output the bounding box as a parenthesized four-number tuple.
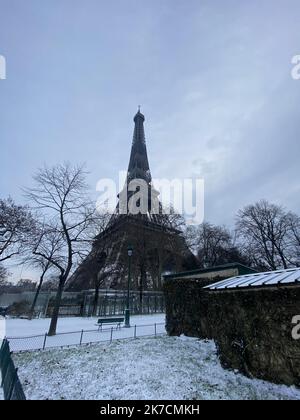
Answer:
(69, 109, 198, 292)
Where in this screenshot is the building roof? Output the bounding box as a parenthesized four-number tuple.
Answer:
(205, 267, 300, 291)
(163, 263, 257, 279)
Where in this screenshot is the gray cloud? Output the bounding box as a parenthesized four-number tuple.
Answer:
(0, 0, 300, 279)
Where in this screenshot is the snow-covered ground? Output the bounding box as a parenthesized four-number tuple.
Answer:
(13, 336, 300, 400)
(6, 314, 165, 337)
(5, 314, 166, 352)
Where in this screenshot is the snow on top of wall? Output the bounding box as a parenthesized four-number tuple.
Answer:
(205, 267, 300, 291)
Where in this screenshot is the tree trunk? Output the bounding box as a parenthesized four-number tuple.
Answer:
(157, 248, 164, 290)
(92, 278, 100, 317)
(139, 266, 146, 313)
(29, 273, 45, 320)
(48, 278, 64, 336)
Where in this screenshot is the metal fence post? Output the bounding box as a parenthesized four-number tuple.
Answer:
(0, 339, 8, 370)
(0, 340, 26, 400)
(42, 333, 47, 350)
(104, 296, 107, 316)
(80, 330, 84, 346)
(44, 293, 51, 318)
(110, 327, 113, 343)
(7, 368, 17, 401)
(154, 323, 157, 337)
(113, 292, 117, 315)
(1, 350, 11, 386)
(134, 325, 137, 339)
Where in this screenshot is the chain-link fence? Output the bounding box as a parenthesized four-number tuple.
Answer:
(83, 291, 165, 317)
(7, 322, 166, 353)
(1, 290, 165, 319)
(0, 339, 26, 400)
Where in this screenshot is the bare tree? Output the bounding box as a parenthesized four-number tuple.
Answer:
(288, 214, 300, 248)
(41, 276, 59, 291)
(29, 259, 52, 319)
(185, 222, 247, 268)
(160, 205, 186, 231)
(25, 163, 96, 335)
(0, 265, 9, 292)
(0, 198, 34, 263)
(0, 264, 7, 281)
(15, 279, 37, 291)
(286, 213, 300, 267)
(236, 200, 293, 271)
(22, 223, 61, 319)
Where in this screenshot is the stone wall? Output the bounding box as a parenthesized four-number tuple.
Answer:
(164, 277, 217, 339)
(164, 278, 300, 386)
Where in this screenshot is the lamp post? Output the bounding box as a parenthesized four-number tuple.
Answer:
(125, 245, 133, 328)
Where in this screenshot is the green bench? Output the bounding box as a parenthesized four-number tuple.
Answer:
(96, 317, 124, 331)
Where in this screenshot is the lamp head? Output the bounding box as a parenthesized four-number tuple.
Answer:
(127, 245, 133, 257)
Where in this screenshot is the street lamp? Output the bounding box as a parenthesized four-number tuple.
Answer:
(125, 245, 133, 328)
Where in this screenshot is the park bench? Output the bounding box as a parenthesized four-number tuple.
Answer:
(96, 317, 124, 331)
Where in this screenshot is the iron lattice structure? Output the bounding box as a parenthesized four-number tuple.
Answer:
(69, 110, 198, 292)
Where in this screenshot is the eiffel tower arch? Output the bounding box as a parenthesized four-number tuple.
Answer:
(69, 110, 198, 292)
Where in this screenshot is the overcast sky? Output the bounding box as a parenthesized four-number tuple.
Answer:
(1, 0, 300, 278)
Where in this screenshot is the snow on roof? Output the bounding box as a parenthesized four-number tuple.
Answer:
(205, 267, 300, 291)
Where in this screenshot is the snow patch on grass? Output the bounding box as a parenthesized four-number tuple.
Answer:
(6, 314, 165, 337)
(13, 336, 300, 401)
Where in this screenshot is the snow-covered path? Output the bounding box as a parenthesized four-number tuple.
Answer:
(6, 314, 165, 337)
(5, 314, 166, 352)
(13, 336, 300, 400)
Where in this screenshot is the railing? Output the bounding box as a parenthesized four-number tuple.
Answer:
(6, 322, 166, 353)
(1, 290, 165, 319)
(0, 339, 26, 400)
(82, 292, 165, 318)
